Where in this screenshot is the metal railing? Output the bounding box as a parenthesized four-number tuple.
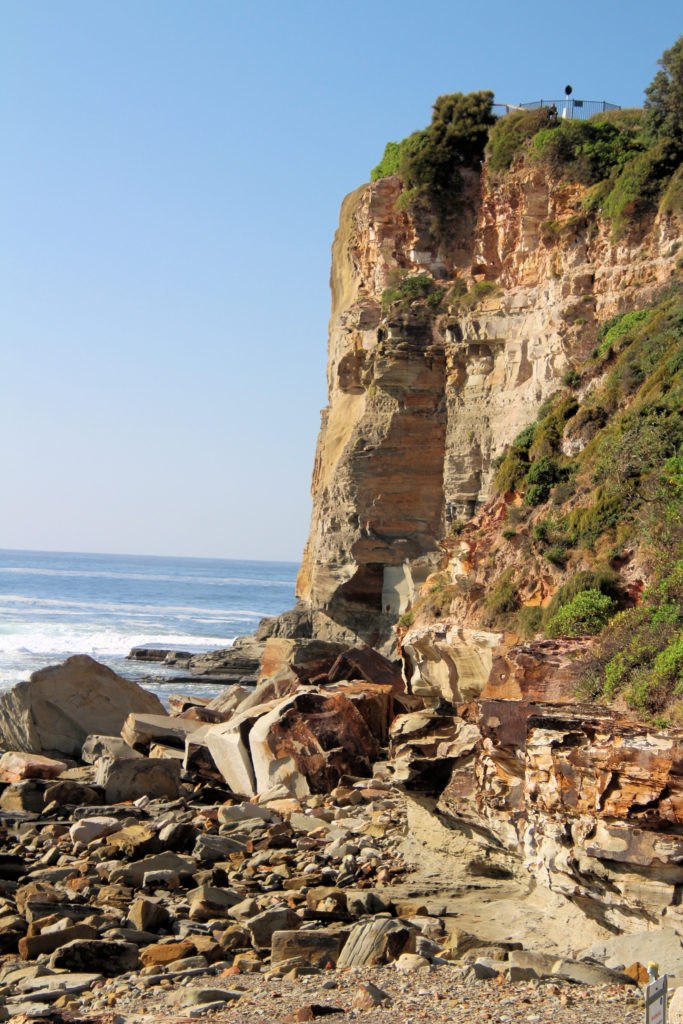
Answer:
(494, 99, 621, 121)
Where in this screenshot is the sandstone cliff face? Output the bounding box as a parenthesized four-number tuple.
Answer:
(296, 166, 680, 648)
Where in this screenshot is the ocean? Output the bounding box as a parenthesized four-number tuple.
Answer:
(0, 549, 298, 702)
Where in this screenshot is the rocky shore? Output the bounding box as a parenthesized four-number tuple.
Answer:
(2, 648, 683, 1023)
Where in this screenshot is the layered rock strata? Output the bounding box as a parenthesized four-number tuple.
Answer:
(294, 169, 680, 647)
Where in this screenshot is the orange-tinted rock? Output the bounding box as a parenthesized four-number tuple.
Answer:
(0, 751, 66, 783)
(139, 940, 197, 966)
(249, 690, 380, 794)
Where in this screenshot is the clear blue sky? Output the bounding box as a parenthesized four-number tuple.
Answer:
(1, 0, 679, 561)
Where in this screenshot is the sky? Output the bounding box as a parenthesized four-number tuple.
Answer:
(1, 0, 680, 562)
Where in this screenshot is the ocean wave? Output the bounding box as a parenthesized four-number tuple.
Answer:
(0, 594, 267, 621)
(0, 566, 295, 587)
(0, 625, 235, 658)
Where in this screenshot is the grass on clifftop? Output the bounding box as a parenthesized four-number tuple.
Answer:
(487, 277, 683, 720)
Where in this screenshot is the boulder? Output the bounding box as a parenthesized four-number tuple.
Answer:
(352, 983, 391, 1009)
(69, 816, 122, 845)
(95, 756, 180, 803)
(249, 690, 379, 795)
(110, 852, 197, 887)
(246, 908, 302, 949)
(336, 916, 413, 968)
(81, 735, 142, 764)
(128, 897, 172, 933)
(0, 779, 47, 813)
(140, 940, 197, 967)
(205, 700, 279, 795)
(192, 833, 247, 861)
(580, 928, 683, 978)
(0, 655, 164, 756)
(49, 939, 140, 976)
(0, 751, 66, 783)
(120, 712, 202, 752)
(271, 928, 347, 967)
(43, 780, 101, 806)
(18, 924, 98, 960)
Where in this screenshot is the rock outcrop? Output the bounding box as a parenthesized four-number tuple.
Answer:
(293, 168, 680, 649)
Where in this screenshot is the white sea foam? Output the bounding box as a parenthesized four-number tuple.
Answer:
(1, 566, 294, 587)
(0, 594, 266, 621)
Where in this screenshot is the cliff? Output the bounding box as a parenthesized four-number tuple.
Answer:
(253, 93, 683, 936)
(294, 161, 680, 651)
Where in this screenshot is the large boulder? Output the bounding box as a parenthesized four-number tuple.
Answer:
(0, 656, 165, 756)
(249, 690, 379, 794)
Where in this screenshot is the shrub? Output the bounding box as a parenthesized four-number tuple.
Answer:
(547, 568, 621, 616)
(532, 117, 644, 186)
(562, 368, 580, 388)
(595, 559, 683, 714)
(381, 272, 443, 312)
(371, 141, 403, 181)
(450, 280, 499, 310)
(514, 605, 545, 638)
(494, 448, 528, 494)
(544, 544, 569, 567)
(513, 423, 536, 451)
(486, 107, 554, 173)
(546, 589, 617, 637)
(523, 455, 562, 505)
(502, 528, 517, 540)
(602, 138, 681, 239)
(371, 91, 495, 217)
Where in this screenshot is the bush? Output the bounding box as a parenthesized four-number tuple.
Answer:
(547, 568, 621, 616)
(595, 559, 683, 714)
(596, 308, 652, 358)
(486, 107, 554, 173)
(494, 447, 529, 494)
(546, 589, 616, 637)
(513, 605, 545, 637)
(523, 455, 562, 505)
(532, 116, 644, 186)
(544, 544, 569, 567)
(371, 91, 495, 216)
(371, 141, 403, 181)
(381, 272, 443, 312)
(602, 138, 681, 239)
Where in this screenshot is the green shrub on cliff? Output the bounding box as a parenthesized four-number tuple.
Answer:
(546, 589, 617, 637)
(488, 277, 683, 718)
(381, 271, 444, 312)
(371, 90, 495, 215)
(485, 107, 555, 172)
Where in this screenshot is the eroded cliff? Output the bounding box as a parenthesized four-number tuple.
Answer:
(295, 163, 680, 649)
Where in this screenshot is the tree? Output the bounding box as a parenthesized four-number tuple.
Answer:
(644, 35, 683, 147)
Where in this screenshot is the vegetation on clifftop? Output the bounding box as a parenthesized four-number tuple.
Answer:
(373, 36, 683, 239)
(371, 90, 494, 216)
